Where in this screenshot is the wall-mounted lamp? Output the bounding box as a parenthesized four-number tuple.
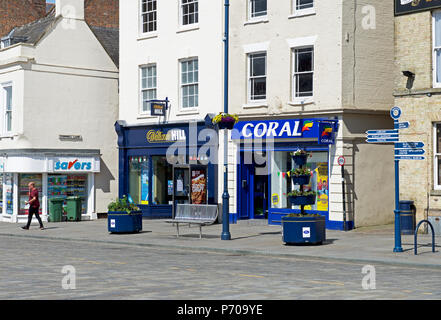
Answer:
(402, 70, 415, 78)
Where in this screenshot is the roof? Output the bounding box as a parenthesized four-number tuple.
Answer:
(89, 26, 119, 68)
(2, 12, 119, 69)
(4, 12, 57, 45)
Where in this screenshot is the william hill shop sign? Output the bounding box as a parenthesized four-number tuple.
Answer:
(395, 0, 441, 16)
(231, 119, 338, 145)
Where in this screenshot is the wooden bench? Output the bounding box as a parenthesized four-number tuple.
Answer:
(165, 204, 218, 239)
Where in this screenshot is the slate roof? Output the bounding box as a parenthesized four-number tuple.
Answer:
(3, 11, 119, 69)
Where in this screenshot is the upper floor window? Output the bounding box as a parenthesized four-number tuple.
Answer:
(180, 58, 199, 109)
(433, 11, 441, 87)
(295, 0, 313, 11)
(141, 0, 157, 34)
(181, 0, 199, 26)
(140, 65, 157, 114)
(248, 52, 267, 102)
(292, 46, 314, 100)
(249, 0, 267, 19)
(1, 84, 12, 134)
(434, 123, 441, 189)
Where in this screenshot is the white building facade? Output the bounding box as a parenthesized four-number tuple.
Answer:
(0, 0, 119, 223)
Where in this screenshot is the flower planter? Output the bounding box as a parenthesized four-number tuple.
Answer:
(108, 211, 143, 233)
(292, 174, 311, 186)
(282, 215, 326, 245)
(292, 154, 308, 166)
(289, 194, 316, 206)
(216, 121, 236, 130)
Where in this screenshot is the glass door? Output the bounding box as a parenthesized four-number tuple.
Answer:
(173, 165, 190, 217)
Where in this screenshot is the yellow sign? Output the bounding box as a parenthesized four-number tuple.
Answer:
(271, 194, 279, 206)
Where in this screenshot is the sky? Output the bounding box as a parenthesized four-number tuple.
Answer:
(47, 0, 55, 3)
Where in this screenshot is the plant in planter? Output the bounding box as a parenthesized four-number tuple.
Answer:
(282, 153, 326, 245)
(212, 113, 239, 130)
(290, 149, 309, 166)
(107, 196, 143, 233)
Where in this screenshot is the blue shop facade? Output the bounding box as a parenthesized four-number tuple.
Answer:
(232, 117, 353, 230)
(115, 120, 218, 218)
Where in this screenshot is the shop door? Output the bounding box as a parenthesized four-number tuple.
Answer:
(173, 166, 190, 217)
(254, 165, 268, 219)
(239, 162, 252, 219)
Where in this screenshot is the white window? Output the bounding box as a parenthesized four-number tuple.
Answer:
(433, 11, 441, 87)
(292, 46, 314, 100)
(249, 0, 267, 19)
(181, 0, 198, 26)
(1, 84, 12, 134)
(434, 123, 441, 189)
(294, 0, 314, 12)
(180, 58, 199, 109)
(140, 0, 157, 34)
(248, 52, 267, 102)
(140, 65, 157, 114)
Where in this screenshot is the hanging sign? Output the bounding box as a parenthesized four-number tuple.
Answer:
(150, 102, 167, 116)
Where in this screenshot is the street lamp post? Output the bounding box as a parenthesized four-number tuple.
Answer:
(221, 0, 231, 240)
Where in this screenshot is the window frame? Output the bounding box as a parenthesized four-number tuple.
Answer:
(434, 123, 441, 190)
(291, 45, 314, 103)
(248, 0, 268, 21)
(247, 51, 267, 103)
(140, 0, 157, 35)
(139, 64, 157, 115)
(179, 57, 199, 111)
(1, 82, 12, 135)
(292, 0, 315, 17)
(433, 10, 441, 88)
(180, 0, 199, 27)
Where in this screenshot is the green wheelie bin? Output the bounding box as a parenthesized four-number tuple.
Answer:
(49, 198, 64, 222)
(66, 196, 82, 221)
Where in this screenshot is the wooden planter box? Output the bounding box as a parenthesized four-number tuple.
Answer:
(108, 211, 143, 233)
(282, 215, 326, 245)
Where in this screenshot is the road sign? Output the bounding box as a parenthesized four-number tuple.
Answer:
(394, 142, 424, 149)
(395, 149, 425, 156)
(366, 129, 398, 135)
(394, 156, 425, 160)
(367, 134, 399, 139)
(338, 156, 346, 166)
(390, 106, 402, 120)
(394, 122, 410, 130)
(367, 138, 399, 143)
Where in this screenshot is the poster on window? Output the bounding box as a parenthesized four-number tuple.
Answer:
(316, 163, 329, 211)
(191, 169, 207, 204)
(141, 167, 149, 205)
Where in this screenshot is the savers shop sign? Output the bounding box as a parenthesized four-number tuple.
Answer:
(54, 158, 97, 172)
(395, 0, 441, 16)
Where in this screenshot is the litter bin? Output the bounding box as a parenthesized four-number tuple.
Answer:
(399, 200, 416, 235)
(66, 196, 82, 221)
(49, 198, 64, 222)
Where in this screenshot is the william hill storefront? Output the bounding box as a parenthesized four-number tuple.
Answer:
(115, 120, 218, 218)
(232, 118, 339, 228)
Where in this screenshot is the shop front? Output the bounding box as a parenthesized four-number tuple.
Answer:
(0, 150, 100, 223)
(115, 120, 218, 218)
(232, 118, 338, 227)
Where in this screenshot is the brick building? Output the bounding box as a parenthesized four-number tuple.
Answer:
(394, 0, 441, 232)
(0, 0, 47, 38)
(85, 0, 119, 29)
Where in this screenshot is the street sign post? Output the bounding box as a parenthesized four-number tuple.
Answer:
(395, 149, 425, 156)
(366, 130, 398, 135)
(394, 122, 410, 130)
(394, 142, 424, 149)
(366, 138, 399, 143)
(394, 156, 425, 160)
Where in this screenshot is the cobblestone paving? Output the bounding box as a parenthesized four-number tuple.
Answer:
(0, 235, 440, 300)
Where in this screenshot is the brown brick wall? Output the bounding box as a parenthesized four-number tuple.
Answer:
(0, 0, 46, 38)
(85, 0, 119, 29)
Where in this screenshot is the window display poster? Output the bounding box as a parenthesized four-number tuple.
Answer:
(168, 180, 173, 196)
(191, 169, 207, 204)
(316, 163, 329, 211)
(141, 167, 149, 205)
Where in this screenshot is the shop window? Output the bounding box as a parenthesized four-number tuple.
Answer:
(152, 156, 173, 205)
(140, 0, 157, 34)
(248, 52, 267, 102)
(129, 156, 149, 205)
(19, 174, 42, 215)
(3, 174, 13, 215)
(48, 174, 88, 215)
(181, 0, 198, 26)
(271, 151, 328, 212)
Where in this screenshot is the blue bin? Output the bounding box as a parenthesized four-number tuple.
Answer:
(399, 200, 416, 235)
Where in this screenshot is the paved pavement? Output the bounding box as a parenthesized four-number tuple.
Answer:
(0, 218, 439, 269)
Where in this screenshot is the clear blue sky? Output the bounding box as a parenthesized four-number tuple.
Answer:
(47, 0, 55, 3)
